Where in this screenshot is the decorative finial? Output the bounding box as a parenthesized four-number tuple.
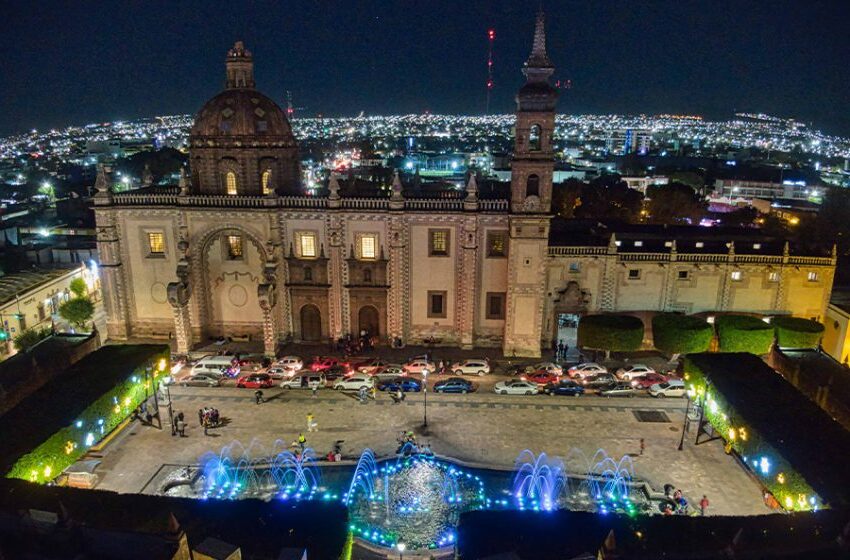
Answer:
(141, 163, 153, 187)
(328, 173, 341, 201)
(464, 173, 479, 212)
(93, 164, 113, 200)
(178, 167, 189, 196)
(225, 41, 255, 89)
(525, 9, 553, 71)
(390, 169, 404, 202)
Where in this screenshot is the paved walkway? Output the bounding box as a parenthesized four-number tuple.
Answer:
(93, 386, 769, 516)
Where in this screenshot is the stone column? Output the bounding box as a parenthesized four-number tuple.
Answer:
(257, 257, 279, 357)
(167, 245, 193, 355)
(327, 216, 345, 339)
(94, 208, 130, 340)
(599, 234, 618, 312)
(455, 217, 478, 349)
(387, 216, 408, 344)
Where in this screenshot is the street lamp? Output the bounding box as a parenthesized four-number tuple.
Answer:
(397, 542, 406, 560)
(422, 368, 429, 429)
(677, 393, 691, 451)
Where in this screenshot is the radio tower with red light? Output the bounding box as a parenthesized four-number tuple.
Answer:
(485, 28, 495, 114)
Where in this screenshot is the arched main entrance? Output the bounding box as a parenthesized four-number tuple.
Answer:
(300, 304, 322, 341)
(358, 305, 380, 337)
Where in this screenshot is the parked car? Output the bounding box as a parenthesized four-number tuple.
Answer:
(433, 377, 476, 394)
(264, 366, 294, 380)
(581, 373, 617, 389)
(616, 364, 657, 381)
(236, 373, 274, 389)
(522, 371, 561, 387)
(281, 373, 326, 389)
(179, 374, 221, 387)
(543, 380, 585, 396)
(493, 380, 539, 395)
(599, 382, 639, 398)
(568, 363, 607, 379)
(377, 377, 422, 392)
(191, 356, 237, 377)
(323, 364, 351, 381)
(357, 358, 394, 374)
(275, 356, 303, 371)
(333, 375, 375, 391)
(531, 362, 564, 376)
(310, 357, 348, 372)
(450, 359, 491, 376)
(506, 363, 537, 377)
(630, 372, 669, 389)
(372, 365, 406, 380)
(649, 379, 687, 398)
(403, 359, 436, 374)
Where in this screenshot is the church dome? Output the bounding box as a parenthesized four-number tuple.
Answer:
(190, 88, 294, 139)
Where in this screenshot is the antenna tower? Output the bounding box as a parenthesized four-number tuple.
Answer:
(485, 28, 495, 114)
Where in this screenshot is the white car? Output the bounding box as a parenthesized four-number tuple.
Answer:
(403, 359, 435, 374)
(357, 358, 394, 374)
(494, 380, 539, 395)
(281, 373, 325, 389)
(372, 365, 406, 380)
(333, 375, 375, 391)
(264, 366, 295, 380)
(568, 363, 607, 379)
(649, 379, 686, 398)
(532, 362, 564, 376)
(616, 364, 656, 381)
(450, 359, 491, 377)
(179, 373, 221, 387)
(276, 356, 303, 371)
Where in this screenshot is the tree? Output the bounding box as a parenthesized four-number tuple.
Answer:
(551, 179, 582, 219)
(720, 206, 759, 228)
(575, 176, 644, 223)
(13, 327, 51, 352)
(651, 313, 713, 359)
(645, 182, 706, 225)
(577, 314, 644, 359)
(772, 317, 824, 349)
(716, 315, 773, 354)
(69, 277, 87, 298)
(666, 171, 705, 193)
(59, 297, 95, 330)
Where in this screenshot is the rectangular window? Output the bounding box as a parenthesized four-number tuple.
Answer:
(634, 240, 643, 247)
(298, 232, 317, 258)
(147, 232, 165, 257)
(807, 271, 819, 282)
(628, 269, 641, 280)
(731, 271, 742, 281)
(226, 235, 243, 260)
(677, 270, 689, 280)
(359, 234, 378, 260)
(569, 262, 581, 273)
(768, 271, 780, 282)
(303, 267, 313, 282)
(429, 229, 449, 257)
(427, 291, 447, 318)
(486, 231, 507, 257)
(486, 292, 506, 320)
(695, 242, 704, 248)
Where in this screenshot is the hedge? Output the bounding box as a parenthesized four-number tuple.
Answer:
(772, 317, 824, 349)
(651, 313, 712, 355)
(577, 314, 644, 352)
(7, 354, 169, 484)
(682, 356, 819, 511)
(716, 314, 773, 355)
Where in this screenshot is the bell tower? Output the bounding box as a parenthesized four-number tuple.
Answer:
(504, 10, 558, 357)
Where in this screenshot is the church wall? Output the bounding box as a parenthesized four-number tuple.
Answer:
(475, 225, 509, 346)
(409, 223, 457, 342)
(666, 265, 724, 313)
(612, 264, 666, 311)
(784, 266, 833, 320)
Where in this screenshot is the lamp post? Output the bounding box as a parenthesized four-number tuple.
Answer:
(422, 368, 429, 429)
(677, 393, 691, 451)
(397, 542, 406, 560)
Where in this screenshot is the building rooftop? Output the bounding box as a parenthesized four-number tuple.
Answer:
(0, 266, 81, 307)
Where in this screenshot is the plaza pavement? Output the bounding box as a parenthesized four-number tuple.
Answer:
(93, 379, 769, 516)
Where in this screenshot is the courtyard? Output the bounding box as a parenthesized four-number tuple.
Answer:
(93, 371, 769, 517)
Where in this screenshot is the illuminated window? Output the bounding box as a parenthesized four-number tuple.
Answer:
(299, 233, 317, 258)
(731, 271, 742, 281)
(429, 229, 449, 256)
(147, 232, 165, 256)
(226, 235, 243, 260)
(529, 124, 541, 151)
(225, 171, 237, 195)
(768, 271, 780, 282)
(695, 242, 704, 248)
(359, 234, 378, 260)
(807, 271, 819, 282)
(261, 170, 272, 195)
(487, 231, 507, 257)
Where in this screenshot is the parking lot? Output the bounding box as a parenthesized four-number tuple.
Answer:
(91, 351, 769, 516)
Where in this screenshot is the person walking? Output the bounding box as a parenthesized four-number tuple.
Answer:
(639, 438, 645, 456)
(307, 412, 317, 432)
(358, 386, 367, 404)
(699, 495, 709, 516)
(557, 340, 565, 361)
(311, 384, 318, 398)
(370, 385, 377, 401)
(297, 433, 307, 452)
(254, 389, 264, 405)
(176, 417, 186, 437)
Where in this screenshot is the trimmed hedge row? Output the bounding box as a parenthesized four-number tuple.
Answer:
(683, 357, 817, 511)
(716, 314, 774, 355)
(651, 313, 713, 355)
(772, 317, 824, 349)
(7, 353, 169, 484)
(577, 314, 644, 352)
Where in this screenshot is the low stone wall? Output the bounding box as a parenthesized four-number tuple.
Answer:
(0, 332, 100, 417)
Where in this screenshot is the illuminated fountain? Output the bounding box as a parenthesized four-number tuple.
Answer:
(512, 450, 566, 511)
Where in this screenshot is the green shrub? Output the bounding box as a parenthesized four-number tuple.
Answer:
(13, 327, 52, 352)
(772, 317, 824, 349)
(578, 314, 644, 352)
(59, 297, 95, 330)
(651, 313, 712, 355)
(716, 314, 773, 355)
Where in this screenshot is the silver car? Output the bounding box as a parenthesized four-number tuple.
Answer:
(180, 374, 221, 387)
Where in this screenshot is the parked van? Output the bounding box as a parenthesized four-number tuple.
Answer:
(280, 373, 326, 389)
(191, 356, 237, 377)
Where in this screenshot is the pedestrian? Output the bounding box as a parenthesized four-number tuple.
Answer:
(639, 438, 645, 456)
(297, 433, 307, 452)
(198, 408, 204, 427)
(437, 360, 444, 375)
(370, 385, 377, 400)
(563, 342, 569, 359)
(311, 384, 318, 398)
(176, 417, 186, 437)
(358, 386, 367, 404)
(307, 412, 317, 432)
(557, 340, 565, 361)
(699, 495, 709, 516)
(395, 388, 404, 404)
(254, 389, 264, 405)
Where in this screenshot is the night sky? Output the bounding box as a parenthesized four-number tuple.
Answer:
(2, 0, 849, 136)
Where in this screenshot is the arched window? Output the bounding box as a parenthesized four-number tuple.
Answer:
(261, 169, 272, 195)
(529, 124, 542, 151)
(526, 174, 540, 197)
(225, 171, 238, 195)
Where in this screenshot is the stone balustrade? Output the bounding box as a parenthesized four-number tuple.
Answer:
(548, 247, 834, 266)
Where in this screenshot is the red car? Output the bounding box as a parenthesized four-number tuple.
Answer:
(310, 357, 350, 372)
(236, 373, 274, 389)
(522, 371, 561, 386)
(630, 372, 669, 389)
